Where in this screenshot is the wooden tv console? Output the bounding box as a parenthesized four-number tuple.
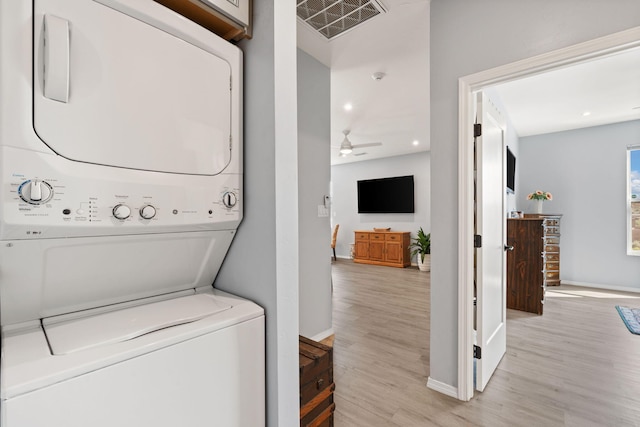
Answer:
(353, 230, 411, 268)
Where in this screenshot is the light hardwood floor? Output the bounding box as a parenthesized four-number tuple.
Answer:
(330, 259, 640, 426)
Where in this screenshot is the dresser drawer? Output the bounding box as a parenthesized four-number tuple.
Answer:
(385, 233, 401, 241)
(543, 226, 560, 236)
(544, 244, 560, 253)
(544, 270, 560, 280)
(355, 232, 369, 241)
(369, 233, 385, 241)
(543, 236, 560, 245)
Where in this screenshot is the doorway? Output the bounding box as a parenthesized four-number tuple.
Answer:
(457, 27, 640, 401)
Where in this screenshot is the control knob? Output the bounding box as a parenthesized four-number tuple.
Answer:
(18, 179, 53, 205)
(112, 204, 131, 220)
(222, 191, 237, 208)
(139, 205, 157, 220)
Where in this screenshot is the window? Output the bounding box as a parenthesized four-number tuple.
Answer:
(628, 145, 640, 255)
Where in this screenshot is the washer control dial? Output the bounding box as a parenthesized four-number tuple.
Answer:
(18, 179, 53, 205)
(139, 205, 157, 220)
(112, 204, 131, 220)
(222, 191, 237, 208)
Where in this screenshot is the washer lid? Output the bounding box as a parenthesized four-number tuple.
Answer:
(43, 294, 232, 355)
(33, 0, 235, 175)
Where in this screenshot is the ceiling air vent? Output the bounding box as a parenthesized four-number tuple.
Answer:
(297, 0, 387, 40)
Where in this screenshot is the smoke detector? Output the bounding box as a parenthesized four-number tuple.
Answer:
(297, 0, 387, 40)
(372, 72, 386, 81)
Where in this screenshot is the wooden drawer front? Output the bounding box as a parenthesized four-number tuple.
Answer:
(385, 233, 400, 241)
(369, 233, 385, 241)
(543, 218, 560, 227)
(544, 271, 560, 280)
(543, 236, 560, 245)
(543, 226, 560, 236)
(355, 232, 369, 241)
(543, 261, 559, 271)
(544, 244, 560, 253)
(543, 252, 560, 262)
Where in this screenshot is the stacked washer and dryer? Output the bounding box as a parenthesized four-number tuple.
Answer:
(0, 0, 264, 425)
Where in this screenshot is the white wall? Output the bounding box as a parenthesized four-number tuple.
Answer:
(297, 49, 332, 340)
(331, 152, 431, 261)
(214, 1, 300, 425)
(519, 120, 640, 290)
(431, 0, 640, 390)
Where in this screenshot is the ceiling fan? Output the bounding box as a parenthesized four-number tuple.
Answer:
(335, 130, 382, 156)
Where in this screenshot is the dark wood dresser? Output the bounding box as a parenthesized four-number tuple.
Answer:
(507, 214, 562, 315)
(299, 336, 335, 426)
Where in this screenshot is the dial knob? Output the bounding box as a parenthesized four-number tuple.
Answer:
(139, 205, 157, 220)
(18, 179, 53, 205)
(222, 191, 237, 208)
(112, 204, 131, 220)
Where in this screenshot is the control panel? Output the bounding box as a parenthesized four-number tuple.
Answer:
(2, 153, 242, 240)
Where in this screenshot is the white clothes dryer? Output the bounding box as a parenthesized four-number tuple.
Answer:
(0, 0, 263, 425)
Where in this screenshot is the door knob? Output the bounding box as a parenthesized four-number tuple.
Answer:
(504, 245, 514, 251)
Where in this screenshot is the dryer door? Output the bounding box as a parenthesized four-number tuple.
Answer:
(33, 0, 234, 175)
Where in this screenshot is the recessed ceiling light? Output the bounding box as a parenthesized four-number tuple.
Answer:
(344, 103, 353, 111)
(412, 140, 419, 146)
(582, 111, 591, 117)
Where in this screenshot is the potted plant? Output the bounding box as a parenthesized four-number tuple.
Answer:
(410, 227, 431, 272)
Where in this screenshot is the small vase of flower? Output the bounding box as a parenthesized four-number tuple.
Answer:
(527, 190, 552, 214)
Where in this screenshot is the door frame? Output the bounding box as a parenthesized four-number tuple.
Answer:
(457, 26, 640, 401)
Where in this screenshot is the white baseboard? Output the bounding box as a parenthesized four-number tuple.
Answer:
(309, 328, 334, 343)
(426, 377, 458, 399)
(561, 280, 640, 294)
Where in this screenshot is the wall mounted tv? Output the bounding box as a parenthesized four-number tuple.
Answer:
(506, 147, 516, 194)
(357, 175, 415, 214)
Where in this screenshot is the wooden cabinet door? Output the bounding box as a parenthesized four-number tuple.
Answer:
(384, 241, 403, 263)
(369, 241, 385, 261)
(507, 219, 544, 314)
(355, 241, 369, 259)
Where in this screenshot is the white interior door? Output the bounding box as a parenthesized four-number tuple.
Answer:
(474, 91, 507, 392)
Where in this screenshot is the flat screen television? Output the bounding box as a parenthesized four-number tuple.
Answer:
(357, 175, 414, 213)
(506, 146, 516, 194)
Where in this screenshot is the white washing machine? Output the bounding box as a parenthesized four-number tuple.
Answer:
(0, 0, 264, 425)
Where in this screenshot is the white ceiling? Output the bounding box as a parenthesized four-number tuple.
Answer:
(493, 47, 640, 137)
(297, 1, 640, 165)
(297, 0, 430, 166)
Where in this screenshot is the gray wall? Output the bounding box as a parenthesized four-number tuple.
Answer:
(430, 0, 640, 389)
(331, 152, 431, 261)
(215, 1, 299, 425)
(297, 49, 332, 340)
(519, 120, 640, 290)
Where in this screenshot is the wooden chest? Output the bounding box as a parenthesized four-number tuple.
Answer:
(299, 336, 335, 427)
